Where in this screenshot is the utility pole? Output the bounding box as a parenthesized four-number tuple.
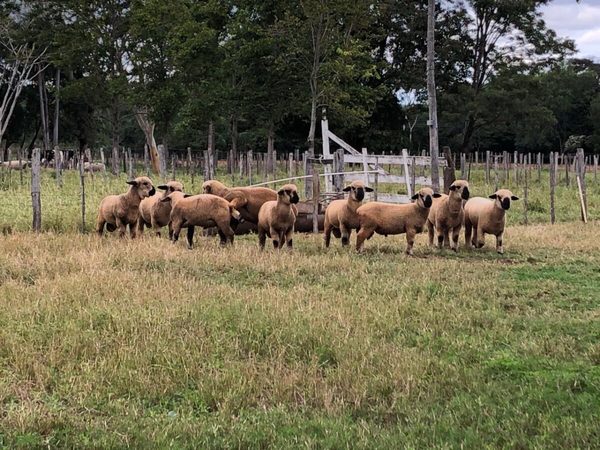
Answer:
(427, 0, 440, 191)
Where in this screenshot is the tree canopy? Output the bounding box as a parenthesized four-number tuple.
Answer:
(1, 0, 598, 158)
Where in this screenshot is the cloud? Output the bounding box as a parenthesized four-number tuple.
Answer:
(540, 1, 600, 58)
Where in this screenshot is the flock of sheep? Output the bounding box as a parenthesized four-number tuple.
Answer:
(96, 176, 519, 254)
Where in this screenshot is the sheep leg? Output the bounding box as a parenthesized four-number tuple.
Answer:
(258, 228, 267, 251)
(405, 229, 416, 256)
(115, 218, 128, 238)
(129, 223, 137, 239)
(270, 227, 280, 249)
(285, 228, 293, 249)
(340, 225, 351, 247)
(436, 230, 444, 249)
(427, 220, 435, 247)
(475, 227, 485, 249)
(171, 220, 182, 244)
(496, 232, 504, 254)
(96, 216, 106, 237)
(464, 221, 472, 248)
(217, 228, 227, 246)
(168, 222, 174, 240)
(356, 227, 371, 253)
(150, 218, 161, 238)
(186, 226, 195, 249)
(323, 222, 332, 248)
(443, 229, 451, 249)
(451, 226, 460, 252)
(136, 217, 145, 237)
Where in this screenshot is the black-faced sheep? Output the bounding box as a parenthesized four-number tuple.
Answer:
(96, 176, 155, 238)
(464, 189, 519, 254)
(137, 181, 184, 238)
(355, 187, 441, 255)
(427, 179, 470, 251)
(257, 184, 299, 250)
(324, 180, 373, 248)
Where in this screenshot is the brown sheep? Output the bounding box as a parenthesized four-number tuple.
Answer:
(464, 189, 519, 254)
(324, 180, 373, 248)
(137, 181, 184, 238)
(257, 184, 299, 250)
(202, 180, 278, 226)
(96, 176, 155, 238)
(202, 180, 230, 197)
(162, 192, 241, 249)
(355, 187, 441, 255)
(427, 179, 470, 251)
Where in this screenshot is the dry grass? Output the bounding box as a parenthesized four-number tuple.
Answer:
(0, 166, 598, 447)
(0, 218, 598, 447)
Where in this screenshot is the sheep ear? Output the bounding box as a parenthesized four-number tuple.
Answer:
(277, 189, 284, 195)
(342, 186, 352, 192)
(184, 194, 192, 198)
(433, 193, 442, 198)
(511, 195, 519, 201)
(411, 193, 419, 200)
(449, 185, 456, 191)
(489, 194, 497, 199)
(126, 180, 138, 186)
(157, 185, 168, 190)
(364, 186, 374, 192)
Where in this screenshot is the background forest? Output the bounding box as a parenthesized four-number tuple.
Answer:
(1, 0, 599, 160)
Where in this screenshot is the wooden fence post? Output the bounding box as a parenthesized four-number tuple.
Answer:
(79, 153, 86, 232)
(523, 157, 528, 226)
(312, 165, 320, 234)
(54, 145, 62, 187)
(576, 148, 587, 223)
(373, 157, 379, 201)
(485, 150, 491, 184)
(31, 148, 42, 232)
(594, 155, 598, 185)
(550, 151, 556, 224)
(171, 155, 176, 181)
(158, 145, 167, 179)
(247, 149, 253, 185)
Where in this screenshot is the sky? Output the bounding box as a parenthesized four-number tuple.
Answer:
(541, 0, 600, 59)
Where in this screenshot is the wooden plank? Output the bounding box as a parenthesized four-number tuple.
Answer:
(375, 193, 411, 204)
(31, 148, 42, 232)
(344, 154, 447, 167)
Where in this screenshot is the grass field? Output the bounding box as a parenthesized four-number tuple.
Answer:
(0, 166, 598, 448)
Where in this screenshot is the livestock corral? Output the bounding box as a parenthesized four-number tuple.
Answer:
(0, 156, 598, 448)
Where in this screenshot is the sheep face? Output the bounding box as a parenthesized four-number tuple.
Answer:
(411, 187, 441, 208)
(158, 181, 184, 197)
(449, 180, 470, 200)
(278, 184, 299, 205)
(343, 181, 373, 202)
(489, 189, 519, 211)
(127, 177, 155, 199)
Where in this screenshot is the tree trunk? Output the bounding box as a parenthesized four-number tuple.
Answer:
(231, 114, 238, 163)
(427, 0, 440, 192)
(459, 113, 476, 154)
(37, 70, 50, 154)
(267, 122, 275, 177)
(53, 68, 60, 147)
(134, 110, 160, 174)
(111, 99, 121, 176)
(207, 120, 215, 179)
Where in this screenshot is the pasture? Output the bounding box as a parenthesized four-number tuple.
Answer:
(0, 166, 598, 448)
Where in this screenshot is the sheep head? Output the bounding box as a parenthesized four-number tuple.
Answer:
(127, 176, 155, 199)
(343, 180, 373, 202)
(277, 184, 299, 205)
(411, 187, 442, 208)
(489, 189, 519, 211)
(449, 179, 470, 201)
